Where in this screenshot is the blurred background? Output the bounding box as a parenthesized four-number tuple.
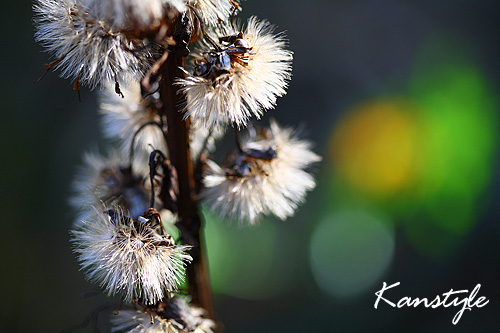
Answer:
(1, 0, 499, 331)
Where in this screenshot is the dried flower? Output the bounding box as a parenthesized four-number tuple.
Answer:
(34, 0, 160, 88)
(201, 120, 321, 224)
(177, 17, 293, 129)
(33, 0, 318, 328)
(111, 297, 215, 332)
(72, 207, 192, 305)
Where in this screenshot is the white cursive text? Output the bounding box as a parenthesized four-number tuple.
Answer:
(374, 282, 489, 324)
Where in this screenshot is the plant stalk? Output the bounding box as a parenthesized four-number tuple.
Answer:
(159, 42, 216, 321)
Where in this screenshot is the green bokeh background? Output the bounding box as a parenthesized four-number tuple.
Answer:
(1, 0, 500, 331)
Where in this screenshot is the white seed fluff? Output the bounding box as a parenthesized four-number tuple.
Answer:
(95, 0, 186, 30)
(91, 0, 237, 31)
(70, 150, 150, 226)
(34, 0, 160, 88)
(189, 122, 225, 161)
(187, 0, 237, 29)
(201, 120, 321, 224)
(72, 207, 192, 305)
(99, 81, 168, 163)
(111, 298, 215, 332)
(177, 17, 293, 130)
(98, 80, 224, 162)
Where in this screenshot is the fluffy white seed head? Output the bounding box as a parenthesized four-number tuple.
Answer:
(34, 0, 160, 88)
(201, 120, 321, 224)
(72, 207, 192, 305)
(70, 150, 151, 226)
(111, 297, 215, 332)
(177, 17, 293, 130)
(99, 81, 168, 168)
(99, 80, 224, 163)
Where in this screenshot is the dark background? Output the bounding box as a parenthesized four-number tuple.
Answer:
(1, 0, 500, 331)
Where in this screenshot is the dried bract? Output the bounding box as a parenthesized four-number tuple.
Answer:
(111, 297, 215, 332)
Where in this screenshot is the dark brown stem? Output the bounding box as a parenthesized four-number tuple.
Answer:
(159, 43, 216, 320)
(128, 121, 166, 171)
(148, 149, 165, 208)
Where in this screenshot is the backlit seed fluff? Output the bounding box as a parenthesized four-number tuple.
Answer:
(111, 298, 215, 332)
(70, 150, 150, 226)
(99, 80, 224, 162)
(93, 0, 186, 29)
(34, 0, 160, 89)
(99, 81, 168, 163)
(188, 0, 239, 29)
(190, 122, 225, 161)
(177, 17, 293, 130)
(93, 0, 236, 30)
(201, 120, 321, 224)
(71, 207, 192, 305)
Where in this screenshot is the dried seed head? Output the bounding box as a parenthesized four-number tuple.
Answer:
(201, 120, 321, 224)
(70, 150, 151, 227)
(177, 17, 293, 130)
(34, 0, 161, 89)
(72, 206, 192, 305)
